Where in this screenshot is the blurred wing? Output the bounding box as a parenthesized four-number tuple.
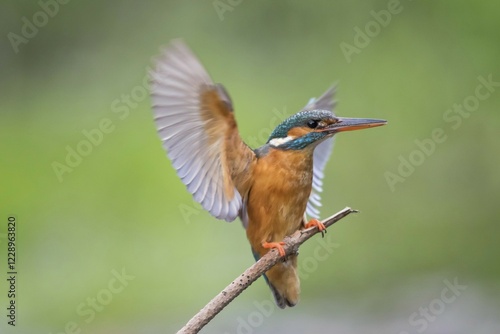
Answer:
(151, 40, 251, 222)
(306, 137, 335, 218)
(304, 86, 337, 219)
(301, 85, 337, 115)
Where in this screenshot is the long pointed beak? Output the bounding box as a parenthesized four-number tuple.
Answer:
(324, 117, 387, 133)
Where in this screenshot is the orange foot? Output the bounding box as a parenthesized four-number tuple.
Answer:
(305, 218, 327, 237)
(262, 241, 286, 257)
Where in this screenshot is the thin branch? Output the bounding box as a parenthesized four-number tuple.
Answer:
(177, 206, 358, 334)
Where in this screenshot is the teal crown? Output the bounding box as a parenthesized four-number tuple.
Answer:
(267, 110, 334, 150)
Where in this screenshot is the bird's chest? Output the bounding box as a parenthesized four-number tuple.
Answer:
(247, 150, 313, 238)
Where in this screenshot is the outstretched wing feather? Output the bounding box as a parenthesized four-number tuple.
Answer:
(151, 40, 247, 222)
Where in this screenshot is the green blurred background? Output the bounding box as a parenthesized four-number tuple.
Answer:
(1, 1, 499, 333)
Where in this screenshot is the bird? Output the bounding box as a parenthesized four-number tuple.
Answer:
(150, 40, 386, 309)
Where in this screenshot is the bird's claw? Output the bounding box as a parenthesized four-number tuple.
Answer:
(262, 241, 286, 257)
(305, 218, 327, 238)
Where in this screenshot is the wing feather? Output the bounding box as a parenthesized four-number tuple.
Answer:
(151, 40, 253, 222)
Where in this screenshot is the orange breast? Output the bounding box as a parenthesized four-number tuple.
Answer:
(245, 148, 314, 257)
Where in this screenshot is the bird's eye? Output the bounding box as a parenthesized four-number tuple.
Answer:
(307, 120, 319, 129)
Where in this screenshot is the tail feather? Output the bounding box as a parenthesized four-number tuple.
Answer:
(267, 281, 288, 309)
(251, 248, 300, 308)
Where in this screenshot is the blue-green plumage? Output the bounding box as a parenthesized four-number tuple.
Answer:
(267, 110, 335, 150)
(268, 110, 334, 140)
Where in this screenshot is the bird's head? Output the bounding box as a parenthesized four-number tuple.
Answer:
(267, 110, 387, 150)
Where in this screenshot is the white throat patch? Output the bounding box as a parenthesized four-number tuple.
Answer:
(269, 136, 295, 147)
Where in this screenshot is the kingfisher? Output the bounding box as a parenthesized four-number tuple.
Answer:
(150, 40, 386, 309)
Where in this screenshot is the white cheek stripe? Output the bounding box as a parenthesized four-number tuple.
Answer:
(269, 136, 295, 147)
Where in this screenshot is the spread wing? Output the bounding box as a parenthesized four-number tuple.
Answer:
(150, 40, 253, 222)
(303, 86, 337, 219)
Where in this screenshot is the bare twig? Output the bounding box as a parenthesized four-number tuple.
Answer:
(177, 207, 358, 334)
